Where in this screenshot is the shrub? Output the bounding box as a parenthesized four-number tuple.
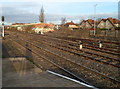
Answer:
(100, 28, 108, 30)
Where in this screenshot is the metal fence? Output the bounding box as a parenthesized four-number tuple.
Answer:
(90, 30, 119, 37)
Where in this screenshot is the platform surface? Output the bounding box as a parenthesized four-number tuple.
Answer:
(2, 58, 89, 87)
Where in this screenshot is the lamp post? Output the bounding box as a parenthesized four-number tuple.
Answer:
(94, 4, 97, 35)
(1, 16, 5, 37)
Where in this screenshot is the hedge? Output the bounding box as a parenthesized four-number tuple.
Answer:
(99, 28, 108, 30)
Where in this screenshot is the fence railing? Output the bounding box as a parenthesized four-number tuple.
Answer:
(90, 30, 119, 37)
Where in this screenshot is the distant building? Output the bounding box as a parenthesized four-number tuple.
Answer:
(97, 19, 106, 28)
(85, 19, 94, 28)
(79, 20, 86, 29)
(12, 23, 26, 26)
(80, 18, 120, 30)
(80, 19, 94, 29)
(97, 18, 119, 29)
(33, 23, 54, 34)
(54, 24, 61, 30)
(64, 21, 79, 30)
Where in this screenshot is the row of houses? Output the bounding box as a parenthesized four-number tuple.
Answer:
(33, 23, 54, 34)
(10, 23, 54, 34)
(7, 17, 120, 33)
(80, 17, 120, 30)
(59, 17, 120, 30)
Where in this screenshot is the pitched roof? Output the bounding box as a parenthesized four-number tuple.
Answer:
(106, 18, 120, 26)
(80, 20, 87, 25)
(87, 19, 94, 25)
(34, 23, 54, 28)
(80, 18, 120, 26)
(65, 21, 76, 25)
(97, 19, 106, 25)
(80, 19, 95, 26)
(12, 23, 26, 25)
(97, 17, 120, 27)
(96, 19, 102, 24)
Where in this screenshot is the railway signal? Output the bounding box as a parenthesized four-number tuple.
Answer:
(98, 41, 102, 48)
(79, 41, 83, 49)
(1, 16, 5, 37)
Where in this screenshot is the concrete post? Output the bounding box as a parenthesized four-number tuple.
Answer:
(98, 41, 102, 48)
(41, 28, 43, 34)
(79, 41, 83, 49)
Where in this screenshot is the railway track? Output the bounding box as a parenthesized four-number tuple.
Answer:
(48, 36, 119, 49)
(30, 34, 119, 59)
(55, 37, 120, 55)
(9, 38, 120, 87)
(90, 35, 119, 43)
(6, 37, 93, 86)
(5, 31, 119, 87)
(23, 34, 120, 68)
(6, 30, 120, 53)
(19, 34, 120, 80)
(6, 31, 120, 71)
(31, 34, 119, 56)
(5, 30, 120, 87)
(59, 36, 119, 45)
(5, 31, 120, 69)
(10, 31, 120, 62)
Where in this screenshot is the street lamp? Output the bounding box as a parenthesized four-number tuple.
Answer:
(94, 4, 97, 35)
(1, 16, 5, 37)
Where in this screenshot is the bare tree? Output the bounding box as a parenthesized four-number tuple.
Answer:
(39, 6, 44, 23)
(61, 17, 66, 26)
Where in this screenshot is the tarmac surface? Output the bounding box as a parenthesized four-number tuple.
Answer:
(2, 57, 89, 87)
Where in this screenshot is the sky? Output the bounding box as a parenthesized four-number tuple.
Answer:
(0, 0, 120, 25)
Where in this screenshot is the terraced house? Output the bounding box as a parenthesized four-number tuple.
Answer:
(80, 18, 120, 30)
(97, 18, 119, 30)
(85, 19, 94, 28)
(80, 19, 94, 29)
(79, 20, 86, 29)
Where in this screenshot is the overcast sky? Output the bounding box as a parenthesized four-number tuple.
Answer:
(0, 0, 119, 25)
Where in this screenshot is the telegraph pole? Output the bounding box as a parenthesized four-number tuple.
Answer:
(1, 16, 4, 37)
(94, 4, 97, 35)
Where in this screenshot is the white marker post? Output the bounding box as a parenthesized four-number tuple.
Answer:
(41, 26, 44, 34)
(98, 41, 102, 48)
(2, 16, 5, 37)
(41, 29, 43, 34)
(79, 41, 83, 49)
